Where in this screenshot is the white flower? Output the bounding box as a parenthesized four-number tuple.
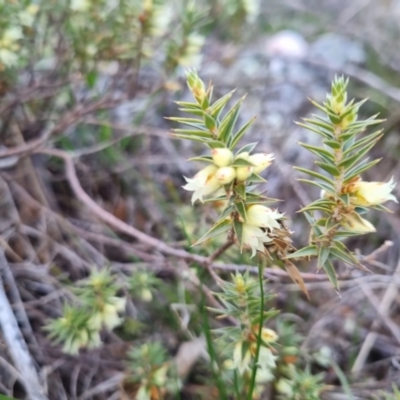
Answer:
(183, 165, 222, 204)
(211, 148, 234, 167)
(232, 341, 252, 374)
(242, 224, 272, 257)
(246, 205, 283, 230)
(248, 153, 274, 174)
(348, 178, 398, 206)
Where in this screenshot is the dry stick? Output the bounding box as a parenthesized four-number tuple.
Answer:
(37, 148, 330, 282)
(352, 258, 400, 372)
(0, 250, 48, 400)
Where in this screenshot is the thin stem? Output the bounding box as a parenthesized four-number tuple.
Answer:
(247, 264, 265, 400)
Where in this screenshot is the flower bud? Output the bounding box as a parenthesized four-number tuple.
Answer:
(248, 153, 274, 174)
(215, 166, 236, 185)
(261, 328, 279, 343)
(340, 213, 375, 234)
(236, 166, 253, 181)
(211, 148, 234, 167)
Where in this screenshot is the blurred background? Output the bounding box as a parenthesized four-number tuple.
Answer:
(1, 0, 400, 399)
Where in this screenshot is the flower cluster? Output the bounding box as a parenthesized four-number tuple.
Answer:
(291, 76, 398, 288)
(173, 70, 291, 260)
(46, 269, 126, 354)
(183, 148, 274, 204)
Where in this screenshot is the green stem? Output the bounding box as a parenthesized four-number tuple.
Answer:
(247, 264, 265, 400)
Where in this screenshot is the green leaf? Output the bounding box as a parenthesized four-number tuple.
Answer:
(172, 134, 212, 144)
(294, 167, 335, 185)
(218, 97, 244, 143)
(328, 112, 342, 124)
(231, 158, 255, 167)
(248, 173, 267, 183)
(299, 199, 335, 213)
(343, 158, 381, 183)
(233, 219, 244, 250)
(303, 116, 335, 132)
(298, 179, 336, 195)
(303, 212, 323, 236)
(285, 245, 318, 259)
(178, 108, 204, 117)
(210, 90, 236, 119)
(318, 246, 330, 269)
(236, 142, 258, 155)
(235, 200, 247, 221)
(218, 204, 235, 222)
(234, 183, 246, 199)
(192, 219, 232, 246)
(342, 130, 383, 156)
(323, 139, 341, 149)
(188, 156, 213, 163)
(329, 242, 359, 267)
(338, 141, 376, 170)
(323, 260, 338, 290)
(204, 113, 217, 130)
(295, 122, 332, 139)
(228, 116, 256, 149)
(208, 140, 228, 148)
(175, 101, 202, 109)
(339, 193, 350, 205)
(172, 128, 214, 137)
(298, 142, 335, 163)
(167, 117, 208, 131)
(315, 161, 341, 177)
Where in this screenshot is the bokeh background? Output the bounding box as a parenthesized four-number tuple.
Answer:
(1, 0, 400, 399)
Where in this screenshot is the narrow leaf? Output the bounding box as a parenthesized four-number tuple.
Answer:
(235, 200, 247, 221)
(318, 246, 330, 269)
(285, 245, 318, 259)
(294, 167, 335, 185)
(315, 161, 341, 177)
(323, 140, 341, 149)
(192, 219, 232, 246)
(229, 116, 256, 149)
(236, 142, 258, 155)
(343, 158, 381, 183)
(233, 220, 244, 250)
(323, 260, 339, 290)
(218, 97, 245, 143)
(210, 90, 236, 119)
(298, 142, 335, 162)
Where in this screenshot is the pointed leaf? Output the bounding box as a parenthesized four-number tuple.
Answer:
(218, 97, 244, 143)
(343, 158, 381, 183)
(294, 167, 335, 185)
(233, 220, 244, 250)
(298, 179, 336, 195)
(228, 116, 256, 149)
(298, 142, 335, 162)
(172, 129, 214, 138)
(236, 142, 258, 155)
(323, 140, 341, 149)
(295, 122, 332, 139)
(210, 90, 236, 119)
(192, 219, 232, 246)
(285, 245, 318, 259)
(318, 246, 330, 269)
(188, 156, 213, 163)
(234, 183, 246, 199)
(323, 260, 339, 290)
(235, 200, 247, 221)
(315, 161, 341, 177)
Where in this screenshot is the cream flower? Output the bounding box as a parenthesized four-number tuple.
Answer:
(236, 165, 253, 182)
(232, 341, 252, 374)
(211, 148, 234, 167)
(248, 153, 275, 174)
(246, 205, 283, 229)
(183, 165, 222, 204)
(215, 166, 236, 184)
(242, 224, 272, 257)
(348, 178, 397, 206)
(89, 297, 126, 330)
(340, 213, 375, 234)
